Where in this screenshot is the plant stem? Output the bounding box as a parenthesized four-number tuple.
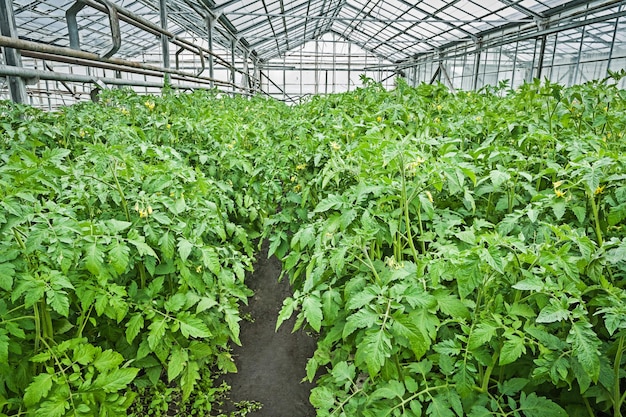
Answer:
(614, 335, 625, 417)
(75, 304, 94, 338)
(401, 174, 421, 261)
(386, 383, 453, 416)
(33, 302, 41, 356)
(330, 387, 363, 416)
(583, 397, 596, 417)
(111, 161, 131, 222)
(361, 247, 382, 284)
(39, 300, 54, 341)
(481, 352, 499, 393)
(588, 191, 604, 246)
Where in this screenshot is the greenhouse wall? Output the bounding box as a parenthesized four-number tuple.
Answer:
(261, 32, 396, 101)
(405, 2, 626, 91)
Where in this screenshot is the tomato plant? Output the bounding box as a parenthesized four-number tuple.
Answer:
(270, 75, 626, 417)
(1, 72, 626, 416)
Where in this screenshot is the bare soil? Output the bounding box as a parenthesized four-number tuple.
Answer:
(219, 243, 317, 416)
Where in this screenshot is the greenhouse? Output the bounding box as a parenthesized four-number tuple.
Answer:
(1, 1, 626, 417)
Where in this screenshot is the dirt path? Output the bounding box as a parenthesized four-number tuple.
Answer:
(220, 243, 317, 416)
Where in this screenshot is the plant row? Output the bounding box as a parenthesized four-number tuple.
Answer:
(1, 73, 626, 417)
(268, 75, 626, 417)
(0, 91, 288, 416)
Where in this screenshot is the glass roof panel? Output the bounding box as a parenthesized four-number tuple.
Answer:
(8, 0, 619, 69)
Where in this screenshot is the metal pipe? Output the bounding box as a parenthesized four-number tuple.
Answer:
(73, 0, 240, 74)
(159, 0, 170, 73)
(66, 0, 121, 58)
(0, 0, 27, 103)
(536, 35, 547, 79)
(0, 65, 256, 96)
(0, 35, 242, 89)
(207, 16, 215, 88)
(606, 5, 622, 73)
(0, 65, 174, 88)
(21, 49, 230, 88)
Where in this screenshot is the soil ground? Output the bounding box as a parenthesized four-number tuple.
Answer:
(219, 243, 317, 417)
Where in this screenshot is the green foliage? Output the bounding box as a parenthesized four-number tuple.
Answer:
(2, 76, 626, 416)
(268, 78, 626, 417)
(0, 91, 286, 415)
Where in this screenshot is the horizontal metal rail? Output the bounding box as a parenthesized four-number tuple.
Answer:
(0, 35, 255, 93)
(0, 64, 255, 96)
(22, 50, 231, 89)
(72, 0, 255, 80)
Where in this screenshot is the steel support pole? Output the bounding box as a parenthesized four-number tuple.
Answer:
(606, 8, 621, 74)
(472, 41, 482, 91)
(231, 38, 237, 94)
(0, 0, 27, 103)
(347, 42, 351, 91)
(159, 0, 170, 85)
(207, 16, 215, 88)
(572, 23, 587, 85)
(536, 35, 547, 80)
(243, 50, 250, 91)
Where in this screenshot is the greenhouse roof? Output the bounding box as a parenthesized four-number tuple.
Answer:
(11, 0, 610, 63)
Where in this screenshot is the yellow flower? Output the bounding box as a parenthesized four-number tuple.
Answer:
(553, 181, 566, 197)
(595, 185, 605, 195)
(376, 116, 382, 123)
(293, 184, 301, 192)
(139, 210, 147, 218)
(166, 124, 171, 129)
(434, 117, 440, 124)
(145, 100, 155, 111)
(79, 129, 86, 138)
(436, 104, 442, 111)
(196, 265, 203, 273)
(330, 141, 341, 151)
(290, 176, 297, 182)
(134, 202, 140, 212)
(296, 163, 307, 171)
(425, 190, 434, 203)
(147, 205, 153, 215)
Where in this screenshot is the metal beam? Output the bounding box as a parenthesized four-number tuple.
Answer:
(0, 0, 28, 103)
(236, 1, 316, 34)
(0, 35, 237, 88)
(499, 0, 544, 19)
(398, 5, 626, 71)
(0, 64, 253, 93)
(160, 0, 170, 67)
(211, 0, 241, 12)
(279, 0, 289, 50)
(259, 0, 281, 56)
(207, 16, 215, 87)
(223, 11, 530, 23)
(320, 0, 347, 35)
(329, 29, 393, 62)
